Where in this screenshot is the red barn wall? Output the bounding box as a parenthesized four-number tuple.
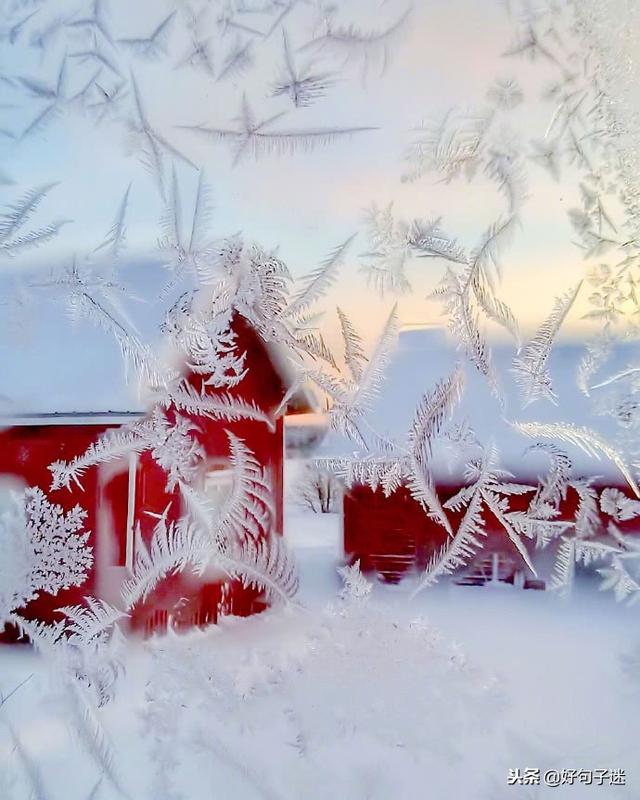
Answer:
(0, 422, 127, 640)
(343, 480, 637, 586)
(343, 485, 450, 583)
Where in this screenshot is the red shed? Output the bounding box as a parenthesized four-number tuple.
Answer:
(0, 312, 311, 639)
(344, 480, 585, 588)
(331, 326, 639, 589)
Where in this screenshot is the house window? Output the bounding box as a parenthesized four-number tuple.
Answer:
(204, 462, 234, 509)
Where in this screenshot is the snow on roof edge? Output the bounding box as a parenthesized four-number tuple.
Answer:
(0, 411, 145, 427)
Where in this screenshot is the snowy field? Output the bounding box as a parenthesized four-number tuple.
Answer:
(1, 501, 639, 800)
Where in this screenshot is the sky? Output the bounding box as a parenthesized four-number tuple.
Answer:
(0, 0, 605, 383)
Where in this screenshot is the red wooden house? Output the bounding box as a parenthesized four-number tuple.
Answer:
(330, 326, 637, 589)
(0, 313, 311, 640)
(345, 481, 568, 588)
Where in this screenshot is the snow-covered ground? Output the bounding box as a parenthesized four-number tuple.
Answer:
(1, 494, 639, 799)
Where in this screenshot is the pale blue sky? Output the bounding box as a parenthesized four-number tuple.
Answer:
(0, 0, 591, 361)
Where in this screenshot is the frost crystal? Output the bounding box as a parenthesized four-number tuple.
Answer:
(338, 560, 373, 601)
(1, 488, 92, 627)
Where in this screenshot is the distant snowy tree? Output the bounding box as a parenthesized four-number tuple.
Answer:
(295, 461, 341, 513)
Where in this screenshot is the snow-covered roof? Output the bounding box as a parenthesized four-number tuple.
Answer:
(0, 267, 314, 421)
(319, 325, 636, 484)
(0, 263, 157, 417)
(0, 411, 144, 427)
(0, 328, 313, 422)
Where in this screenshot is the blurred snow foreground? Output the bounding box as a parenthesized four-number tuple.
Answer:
(1, 513, 640, 800)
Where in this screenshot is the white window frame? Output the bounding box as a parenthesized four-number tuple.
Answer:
(204, 462, 234, 506)
(125, 453, 137, 571)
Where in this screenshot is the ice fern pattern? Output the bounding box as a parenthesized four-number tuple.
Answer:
(409, 366, 464, 466)
(50, 408, 205, 492)
(1, 488, 92, 633)
(512, 420, 640, 498)
(122, 510, 211, 608)
(512, 282, 582, 407)
(0, 183, 68, 259)
(215, 432, 275, 544)
(318, 364, 465, 538)
(165, 380, 274, 430)
(412, 446, 537, 596)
